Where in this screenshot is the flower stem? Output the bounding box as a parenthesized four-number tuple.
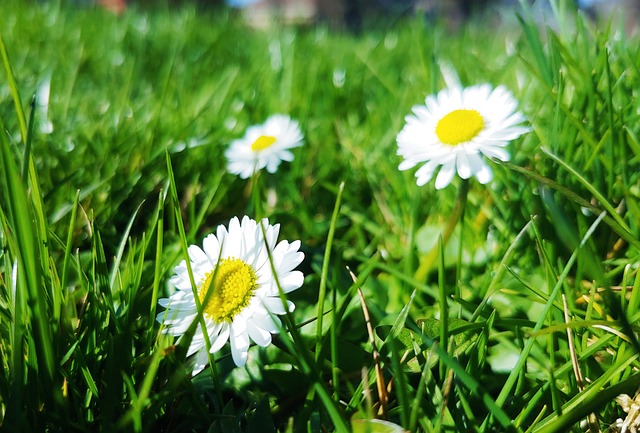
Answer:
(246, 171, 264, 219)
(414, 179, 469, 281)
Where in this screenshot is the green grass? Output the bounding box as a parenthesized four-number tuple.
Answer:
(1, 0, 640, 431)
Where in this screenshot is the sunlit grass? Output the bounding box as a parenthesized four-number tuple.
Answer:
(1, 0, 639, 432)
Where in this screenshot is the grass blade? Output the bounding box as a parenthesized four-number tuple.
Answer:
(315, 180, 345, 362)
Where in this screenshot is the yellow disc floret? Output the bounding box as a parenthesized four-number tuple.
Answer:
(251, 135, 277, 152)
(435, 109, 484, 146)
(198, 258, 258, 323)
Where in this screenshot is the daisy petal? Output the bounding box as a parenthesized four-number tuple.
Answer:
(247, 320, 272, 347)
(262, 297, 292, 315)
(466, 152, 487, 178)
(480, 146, 511, 161)
(230, 325, 250, 367)
(211, 324, 230, 353)
(456, 152, 473, 179)
(435, 159, 456, 190)
(475, 162, 493, 184)
(251, 312, 281, 333)
(191, 347, 210, 376)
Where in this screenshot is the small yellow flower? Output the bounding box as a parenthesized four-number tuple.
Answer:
(157, 216, 304, 373)
(397, 84, 529, 189)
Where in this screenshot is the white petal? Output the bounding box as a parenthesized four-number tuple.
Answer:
(186, 328, 206, 356)
(414, 160, 439, 186)
(272, 243, 304, 271)
(163, 313, 197, 335)
(247, 320, 272, 347)
(174, 260, 206, 283)
(191, 347, 210, 376)
(435, 159, 456, 189)
(262, 220, 280, 249)
(456, 152, 473, 179)
(211, 323, 230, 352)
(222, 218, 243, 258)
(158, 291, 190, 308)
(486, 126, 529, 141)
(277, 271, 304, 293)
(216, 221, 230, 250)
(187, 245, 210, 267)
(278, 150, 295, 162)
(474, 162, 493, 184)
(398, 159, 417, 171)
(202, 234, 221, 263)
(262, 297, 294, 314)
(465, 152, 486, 178)
(230, 325, 250, 367)
(265, 157, 282, 173)
(480, 146, 511, 161)
(230, 303, 248, 326)
(251, 312, 281, 333)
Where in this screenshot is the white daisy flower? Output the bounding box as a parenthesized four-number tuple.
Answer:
(157, 216, 305, 374)
(396, 84, 529, 189)
(225, 114, 303, 179)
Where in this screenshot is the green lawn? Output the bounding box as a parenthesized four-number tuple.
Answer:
(1, 1, 639, 432)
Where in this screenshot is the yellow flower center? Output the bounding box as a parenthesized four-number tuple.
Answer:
(251, 135, 277, 152)
(435, 109, 484, 146)
(198, 258, 258, 323)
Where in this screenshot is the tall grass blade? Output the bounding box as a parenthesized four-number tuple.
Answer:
(315, 181, 345, 361)
(0, 34, 27, 140)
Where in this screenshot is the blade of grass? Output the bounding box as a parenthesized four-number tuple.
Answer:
(358, 286, 388, 416)
(388, 333, 411, 429)
(148, 187, 168, 347)
(315, 382, 350, 432)
(408, 350, 435, 433)
(108, 201, 144, 291)
(59, 189, 80, 300)
(21, 96, 35, 180)
(603, 47, 615, 194)
(437, 236, 448, 381)
(0, 34, 27, 140)
(315, 180, 345, 361)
